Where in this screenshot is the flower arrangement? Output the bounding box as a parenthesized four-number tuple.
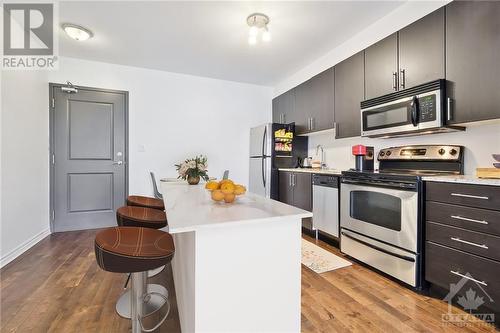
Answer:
(175, 155, 209, 184)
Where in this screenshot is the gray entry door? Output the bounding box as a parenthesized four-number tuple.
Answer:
(51, 84, 128, 232)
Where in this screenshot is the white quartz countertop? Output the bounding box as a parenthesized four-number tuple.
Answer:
(422, 175, 500, 186)
(160, 183, 312, 233)
(278, 168, 343, 175)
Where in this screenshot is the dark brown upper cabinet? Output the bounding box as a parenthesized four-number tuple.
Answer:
(272, 89, 296, 125)
(365, 8, 445, 99)
(399, 7, 445, 89)
(446, 1, 500, 124)
(364, 33, 398, 99)
(295, 68, 335, 134)
(334, 51, 365, 139)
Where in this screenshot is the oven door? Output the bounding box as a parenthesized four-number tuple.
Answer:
(340, 181, 418, 252)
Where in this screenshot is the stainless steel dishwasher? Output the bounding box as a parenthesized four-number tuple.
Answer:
(312, 174, 339, 238)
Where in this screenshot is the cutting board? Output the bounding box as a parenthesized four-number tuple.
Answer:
(476, 168, 500, 179)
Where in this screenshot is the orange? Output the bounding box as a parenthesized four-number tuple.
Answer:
(211, 190, 224, 202)
(224, 193, 236, 203)
(234, 185, 246, 195)
(205, 181, 219, 191)
(219, 179, 234, 187)
(220, 182, 235, 194)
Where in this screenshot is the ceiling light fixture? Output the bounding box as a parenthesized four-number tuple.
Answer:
(246, 13, 271, 45)
(62, 23, 93, 41)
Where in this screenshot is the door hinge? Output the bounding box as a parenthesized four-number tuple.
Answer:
(51, 210, 55, 221)
(51, 153, 55, 164)
(51, 98, 55, 108)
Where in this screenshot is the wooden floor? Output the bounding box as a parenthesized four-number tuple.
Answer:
(0, 230, 498, 332)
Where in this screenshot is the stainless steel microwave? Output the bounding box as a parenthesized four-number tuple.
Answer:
(360, 79, 463, 138)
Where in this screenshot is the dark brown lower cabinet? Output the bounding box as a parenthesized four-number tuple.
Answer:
(425, 182, 500, 321)
(278, 171, 312, 212)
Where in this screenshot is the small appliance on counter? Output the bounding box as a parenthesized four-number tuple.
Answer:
(340, 144, 464, 289)
(249, 123, 307, 199)
(351, 145, 374, 171)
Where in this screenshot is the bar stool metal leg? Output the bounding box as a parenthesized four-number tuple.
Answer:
(130, 271, 147, 333)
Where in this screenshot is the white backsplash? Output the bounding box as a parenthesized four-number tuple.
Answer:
(307, 122, 500, 175)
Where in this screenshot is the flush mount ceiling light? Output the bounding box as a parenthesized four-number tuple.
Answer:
(247, 13, 271, 45)
(62, 23, 93, 41)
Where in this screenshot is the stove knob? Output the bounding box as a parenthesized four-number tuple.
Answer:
(450, 148, 458, 156)
(386, 151, 392, 156)
(380, 151, 385, 157)
(438, 148, 446, 155)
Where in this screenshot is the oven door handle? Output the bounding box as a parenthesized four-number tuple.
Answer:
(341, 231, 416, 262)
(341, 178, 416, 190)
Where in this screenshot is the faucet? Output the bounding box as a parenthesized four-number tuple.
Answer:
(315, 144, 326, 169)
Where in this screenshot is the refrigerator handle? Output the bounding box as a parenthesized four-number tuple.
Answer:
(262, 125, 267, 157)
(261, 157, 266, 188)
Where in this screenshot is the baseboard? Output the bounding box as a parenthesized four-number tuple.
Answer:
(0, 228, 51, 268)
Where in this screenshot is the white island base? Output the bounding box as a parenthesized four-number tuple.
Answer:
(161, 183, 311, 332)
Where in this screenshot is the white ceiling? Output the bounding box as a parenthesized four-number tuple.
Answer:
(60, 1, 405, 86)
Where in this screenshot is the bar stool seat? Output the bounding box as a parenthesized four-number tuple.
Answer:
(116, 206, 167, 229)
(127, 195, 164, 210)
(95, 226, 174, 273)
(95, 227, 175, 333)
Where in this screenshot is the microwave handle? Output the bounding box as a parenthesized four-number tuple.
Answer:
(410, 96, 419, 127)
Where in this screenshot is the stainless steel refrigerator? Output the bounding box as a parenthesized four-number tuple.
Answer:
(249, 124, 272, 197)
(249, 123, 307, 198)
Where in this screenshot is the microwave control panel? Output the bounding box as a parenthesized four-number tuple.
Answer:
(417, 94, 436, 122)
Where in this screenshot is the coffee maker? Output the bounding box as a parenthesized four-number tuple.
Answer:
(352, 145, 374, 171)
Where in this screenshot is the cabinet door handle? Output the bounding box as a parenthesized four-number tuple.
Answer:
(450, 237, 488, 249)
(451, 215, 489, 225)
(392, 72, 398, 91)
(311, 117, 315, 131)
(447, 98, 453, 122)
(451, 193, 489, 200)
(400, 69, 405, 89)
(289, 173, 293, 187)
(450, 270, 487, 286)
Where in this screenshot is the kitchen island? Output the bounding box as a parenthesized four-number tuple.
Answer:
(160, 182, 312, 332)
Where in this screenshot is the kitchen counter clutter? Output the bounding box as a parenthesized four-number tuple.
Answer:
(422, 175, 500, 186)
(160, 182, 311, 332)
(278, 167, 343, 175)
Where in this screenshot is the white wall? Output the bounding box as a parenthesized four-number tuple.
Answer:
(1, 57, 272, 266)
(307, 122, 500, 175)
(274, 0, 449, 96)
(1, 70, 51, 266)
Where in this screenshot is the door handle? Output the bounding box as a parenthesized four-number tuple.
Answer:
(113, 160, 123, 165)
(450, 270, 487, 286)
(450, 237, 488, 249)
(451, 193, 489, 200)
(400, 69, 406, 89)
(392, 72, 398, 91)
(451, 215, 488, 225)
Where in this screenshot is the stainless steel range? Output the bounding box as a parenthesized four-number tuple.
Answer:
(340, 145, 464, 288)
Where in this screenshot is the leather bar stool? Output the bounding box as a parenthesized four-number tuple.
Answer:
(95, 227, 175, 333)
(126, 195, 165, 211)
(115, 206, 169, 319)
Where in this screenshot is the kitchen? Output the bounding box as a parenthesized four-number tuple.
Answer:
(1, 1, 500, 332)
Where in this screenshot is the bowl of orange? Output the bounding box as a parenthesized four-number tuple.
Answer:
(205, 179, 246, 204)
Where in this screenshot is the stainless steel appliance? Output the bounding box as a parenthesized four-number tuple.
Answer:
(361, 79, 464, 138)
(249, 123, 307, 198)
(312, 174, 339, 238)
(340, 145, 464, 288)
